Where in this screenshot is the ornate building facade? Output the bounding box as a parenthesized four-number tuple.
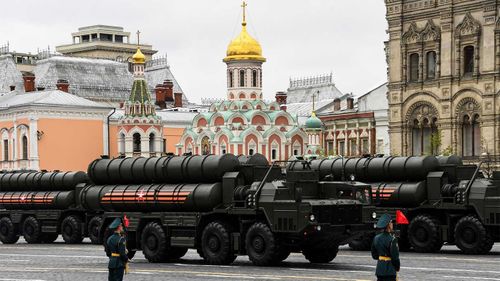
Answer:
(118, 47, 163, 157)
(385, 0, 500, 159)
(177, 2, 307, 160)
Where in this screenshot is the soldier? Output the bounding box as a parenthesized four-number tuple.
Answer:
(106, 218, 128, 281)
(371, 214, 400, 281)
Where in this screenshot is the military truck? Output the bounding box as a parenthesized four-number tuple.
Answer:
(81, 153, 376, 265)
(307, 155, 500, 254)
(0, 171, 102, 244)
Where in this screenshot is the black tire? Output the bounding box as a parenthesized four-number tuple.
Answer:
(302, 246, 338, 263)
(141, 222, 169, 263)
(454, 215, 494, 255)
(349, 233, 374, 251)
(0, 217, 19, 244)
(245, 222, 280, 266)
(41, 233, 59, 243)
(88, 217, 103, 245)
(61, 216, 84, 244)
(408, 215, 443, 253)
(201, 221, 236, 265)
(23, 216, 42, 244)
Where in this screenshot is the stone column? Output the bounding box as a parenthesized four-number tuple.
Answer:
(102, 118, 109, 156)
(29, 117, 39, 170)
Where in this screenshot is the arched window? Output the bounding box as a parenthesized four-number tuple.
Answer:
(252, 70, 257, 87)
(221, 143, 227, 154)
(149, 133, 155, 152)
(229, 71, 233, 88)
(239, 69, 245, 87)
(249, 148, 254, 155)
(462, 114, 480, 156)
(464, 46, 474, 75)
(22, 136, 28, 160)
(3, 139, 8, 161)
(119, 133, 125, 155)
(411, 118, 438, 155)
(426, 51, 436, 79)
(409, 53, 419, 82)
(133, 133, 141, 153)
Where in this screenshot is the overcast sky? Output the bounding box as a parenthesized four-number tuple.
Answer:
(1, 0, 388, 103)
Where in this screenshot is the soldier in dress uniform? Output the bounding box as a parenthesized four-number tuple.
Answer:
(106, 218, 128, 281)
(371, 214, 400, 281)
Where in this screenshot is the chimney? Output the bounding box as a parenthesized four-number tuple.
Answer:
(174, 92, 183, 108)
(163, 80, 174, 102)
(9, 85, 15, 91)
(56, 79, 70, 93)
(275, 91, 287, 111)
(22, 74, 35, 92)
(155, 84, 167, 109)
(333, 98, 341, 111)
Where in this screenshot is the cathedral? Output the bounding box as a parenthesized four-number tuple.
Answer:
(177, 2, 307, 160)
(385, 0, 500, 160)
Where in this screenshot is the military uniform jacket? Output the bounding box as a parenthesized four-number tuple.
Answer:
(371, 232, 400, 277)
(106, 233, 128, 269)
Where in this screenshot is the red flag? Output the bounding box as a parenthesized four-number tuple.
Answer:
(395, 210, 409, 225)
(123, 215, 130, 228)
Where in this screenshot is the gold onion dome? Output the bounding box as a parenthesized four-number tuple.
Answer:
(224, 2, 265, 62)
(132, 47, 146, 64)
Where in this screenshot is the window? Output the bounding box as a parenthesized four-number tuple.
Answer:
(327, 141, 334, 155)
(252, 70, 257, 87)
(426, 51, 436, 79)
(462, 115, 480, 156)
(133, 133, 141, 153)
(362, 139, 369, 154)
(338, 141, 345, 156)
(3, 139, 8, 161)
(409, 53, 419, 82)
(350, 140, 357, 156)
(464, 46, 474, 75)
(293, 149, 298, 156)
(412, 118, 437, 155)
(163, 139, 167, 153)
(239, 70, 245, 87)
(271, 149, 277, 160)
(22, 136, 28, 160)
(229, 71, 233, 88)
(249, 148, 254, 155)
(221, 144, 227, 154)
(149, 133, 155, 152)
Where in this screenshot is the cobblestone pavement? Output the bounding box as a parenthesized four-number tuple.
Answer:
(0, 238, 498, 281)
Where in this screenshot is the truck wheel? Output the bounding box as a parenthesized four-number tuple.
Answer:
(61, 216, 84, 244)
(349, 233, 374, 251)
(41, 233, 59, 243)
(275, 247, 291, 262)
(201, 221, 236, 265)
(454, 216, 494, 254)
(408, 215, 443, 253)
(88, 217, 103, 245)
(141, 222, 169, 262)
(0, 217, 19, 244)
(23, 216, 42, 244)
(245, 222, 279, 266)
(303, 245, 338, 263)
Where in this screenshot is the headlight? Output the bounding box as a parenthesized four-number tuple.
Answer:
(309, 214, 315, 222)
(372, 212, 377, 219)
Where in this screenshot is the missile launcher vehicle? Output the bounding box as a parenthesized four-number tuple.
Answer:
(303, 155, 500, 254)
(90, 153, 376, 265)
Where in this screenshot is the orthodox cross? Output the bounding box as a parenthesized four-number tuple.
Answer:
(242, 1, 247, 23)
(136, 30, 141, 46)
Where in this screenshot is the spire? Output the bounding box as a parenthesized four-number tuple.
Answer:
(312, 91, 316, 114)
(241, 1, 247, 26)
(132, 30, 145, 65)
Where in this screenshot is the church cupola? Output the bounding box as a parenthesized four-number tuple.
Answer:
(224, 1, 265, 102)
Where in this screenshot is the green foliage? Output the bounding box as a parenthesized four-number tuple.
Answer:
(441, 145, 453, 156)
(429, 130, 442, 156)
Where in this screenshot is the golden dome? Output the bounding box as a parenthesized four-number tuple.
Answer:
(132, 47, 146, 64)
(223, 2, 265, 62)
